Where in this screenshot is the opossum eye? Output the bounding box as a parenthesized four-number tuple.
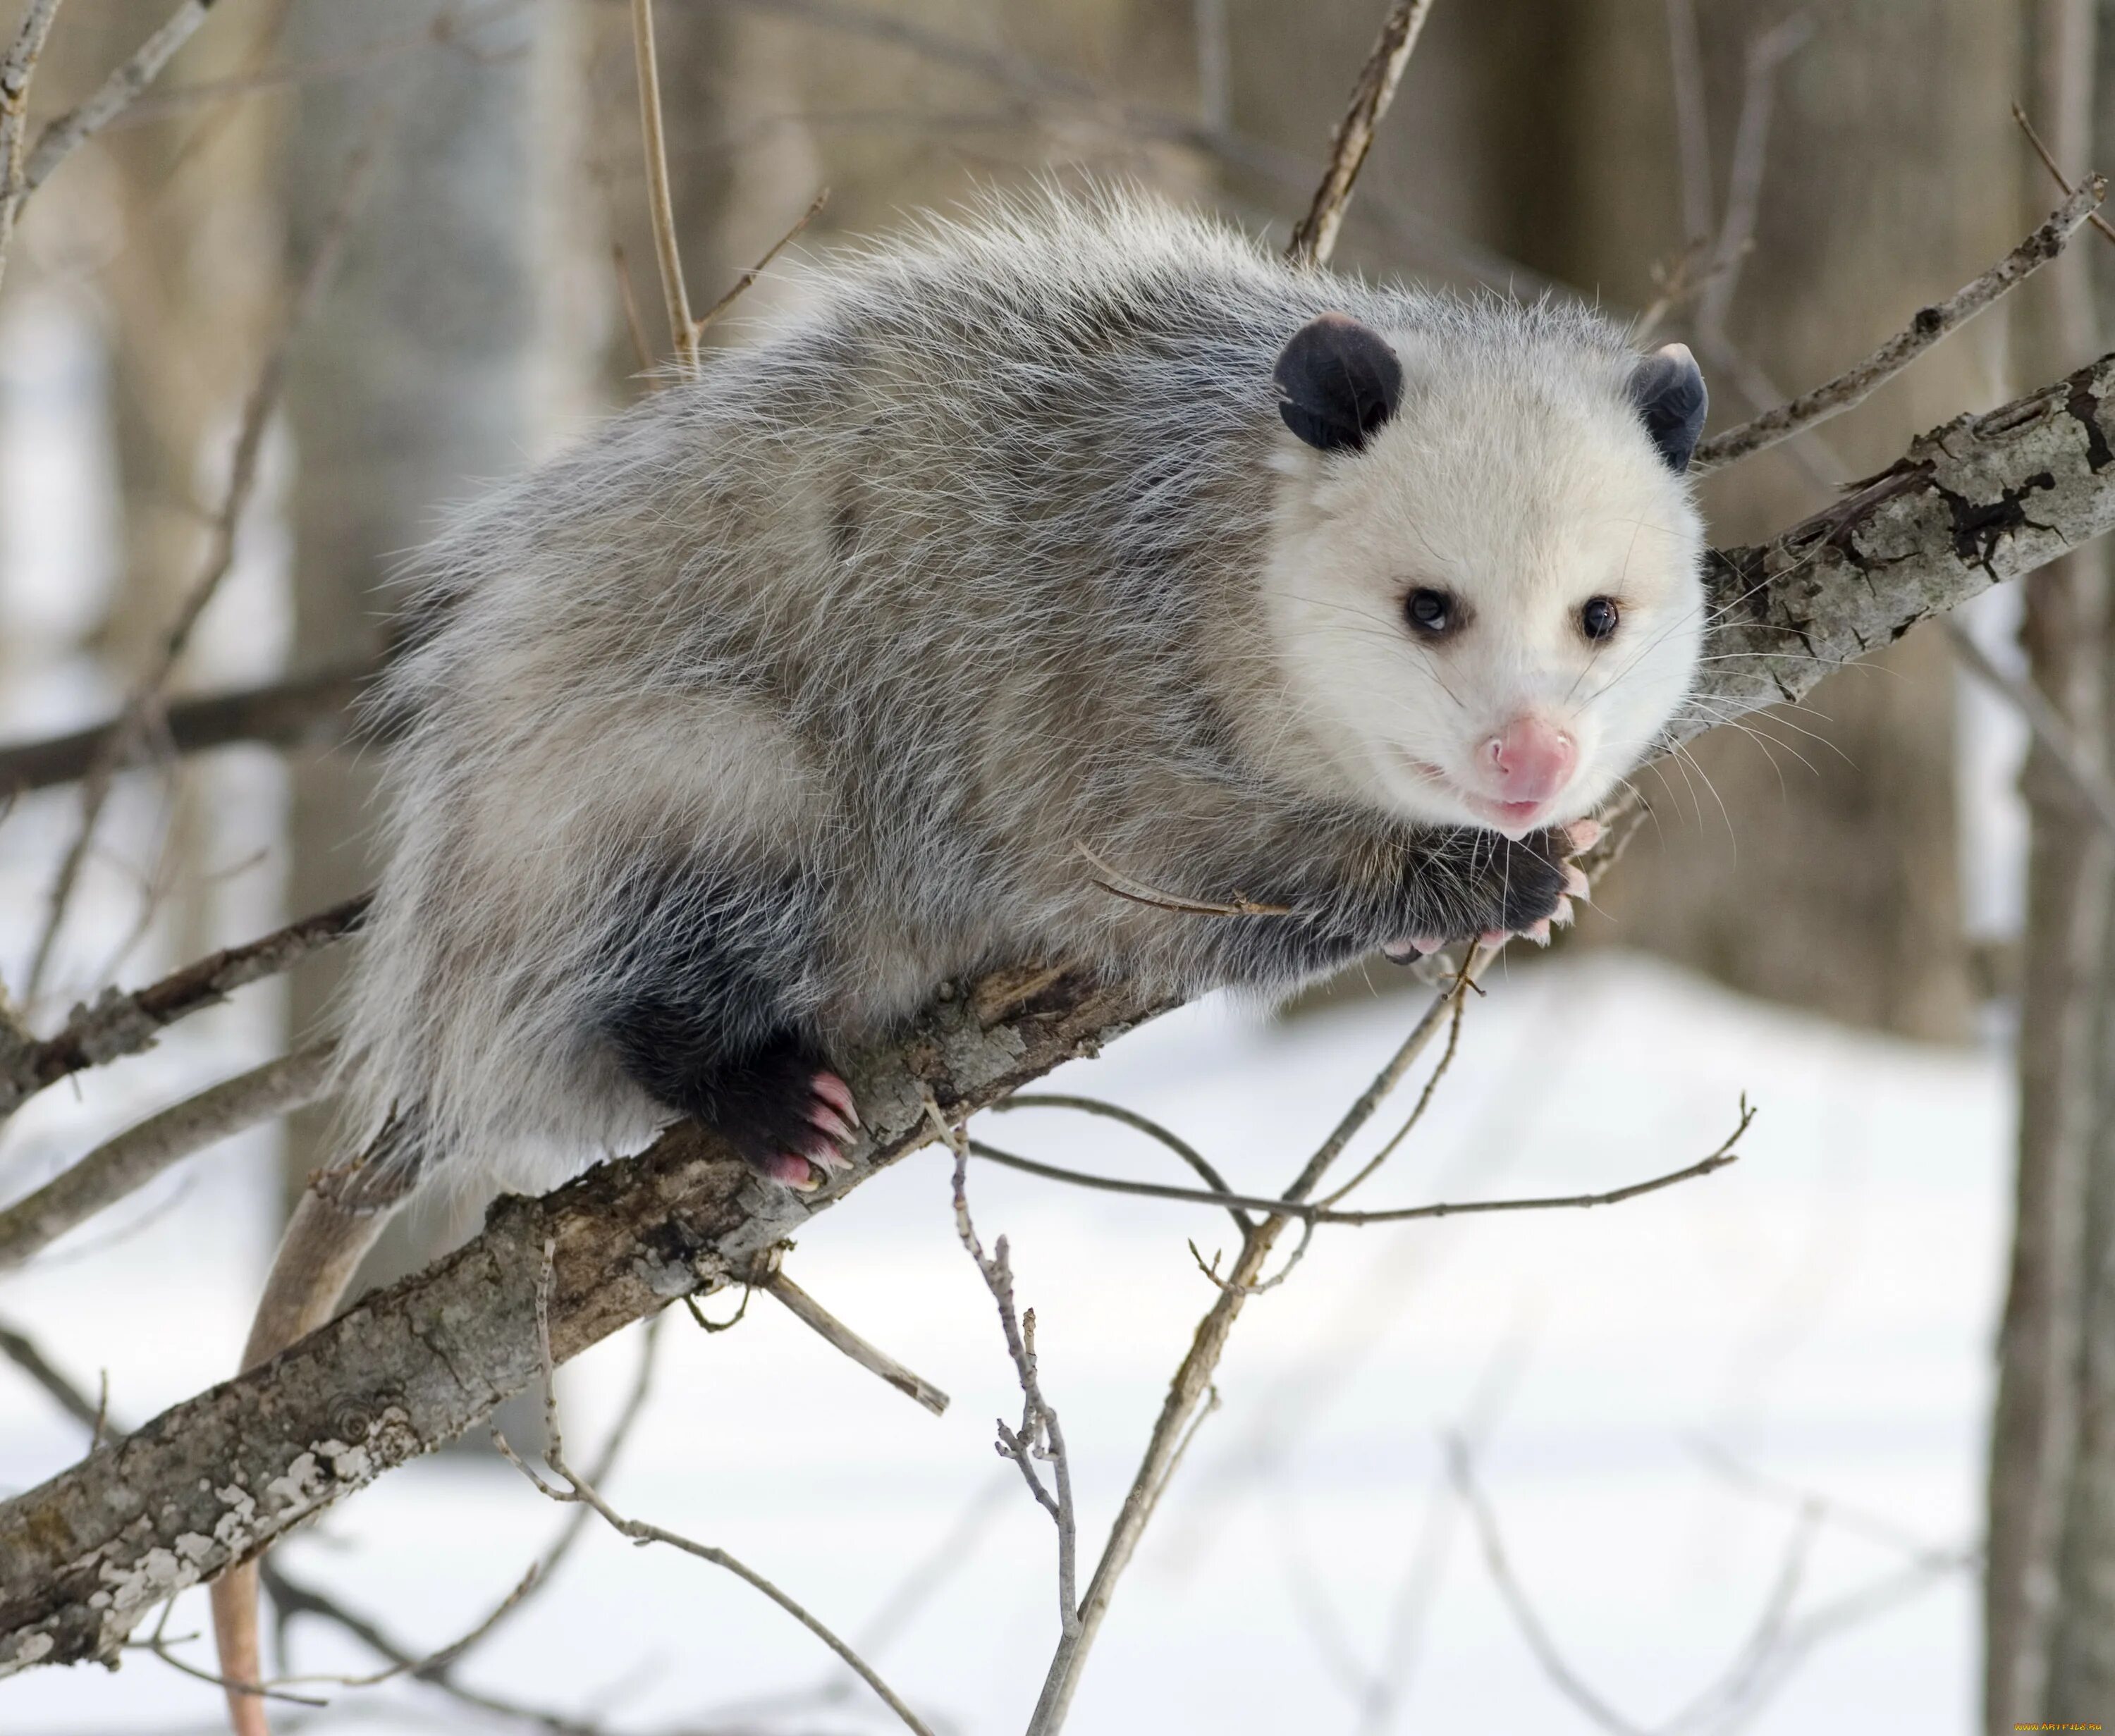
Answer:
(1404, 587, 1457, 638)
(1580, 596, 1621, 641)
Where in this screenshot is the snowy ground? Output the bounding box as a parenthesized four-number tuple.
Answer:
(0, 949, 2005, 1735)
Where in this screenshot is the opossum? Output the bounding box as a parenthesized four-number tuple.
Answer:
(211, 190, 1708, 1732)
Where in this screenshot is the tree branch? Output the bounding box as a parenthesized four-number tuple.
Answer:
(0, 663, 376, 796)
(7, 343, 2115, 1683)
(0, 897, 369, 1121)
(1693, 180, 2105, 470)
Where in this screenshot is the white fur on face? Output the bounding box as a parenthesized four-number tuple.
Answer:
(1261, 333, 1706, 838)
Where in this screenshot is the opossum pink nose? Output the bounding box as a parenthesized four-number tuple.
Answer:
(1484, 717, 1576, 802)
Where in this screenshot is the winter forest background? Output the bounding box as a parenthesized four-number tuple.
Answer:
(1, 1, 2109, 1732)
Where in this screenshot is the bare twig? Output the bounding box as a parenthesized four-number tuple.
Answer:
(928, 1097, 1081, 1677)
(1694, 15, 1813, 350)
(1285, 0, 1437, 267)
(496, 1252, 934, 1736)
(0, 1042, 336, 1271)
(609, 240, 653, 376)
(2016, 101, 2115, 246)
(968, 1096, 1752, 1224)
(0, 0, 65, 297)
(0, 663, 376, 796)
(24, 118, 383, 1001)
(1694, 179, 2106, 469)
(692, 185, 828, 335)
(1945, 617, 2115, 843)
(1662, 0, 1711, 244)
(0, 895, 368, 1120)
(991, 1091, 1249, 1229)
(20, 0, 224, 197)
(1318, 971, 1471, 1207)
(630, 0, 696, 372)
(763, 1269, 950, 1415)
(1074, 841, 1293, 918)
(1029, 954, 1483, 1731)
(0, 1315, 107, 1434)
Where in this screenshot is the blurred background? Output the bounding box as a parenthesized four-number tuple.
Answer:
(0, 1, 2109, 1730)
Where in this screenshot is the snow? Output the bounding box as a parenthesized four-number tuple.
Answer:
(1, 955, 2006, 1735)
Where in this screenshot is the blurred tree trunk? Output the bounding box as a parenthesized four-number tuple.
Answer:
(1507, 0, 2016, 1045)
(278, 3, 544, 1214)
(42, 4, 283, 972)
(1992, 3, 2115, 1721)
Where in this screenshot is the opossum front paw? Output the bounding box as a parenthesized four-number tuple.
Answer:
(1477, 820, 1595, 948)
(707, 1042, 862, 1193)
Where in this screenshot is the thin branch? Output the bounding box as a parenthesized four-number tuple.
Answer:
(763, 1269, 950, 1415)
(692, 185, 828, 335)
(0, 663, 376, 796)
(0, 1315, 106, 1433)
(1944, 617, 2115, 843)
(0, 895, 369, 1120)
(967, 1097, 1752, 1225)
(0, 1043, 336, 1271)
(496, 1254, 935, 1736)
(1694, 16, 1813, 351)
(1694, 179, 2106, 469)
(20, 0, 223, 196)
(1285, 0, 1437, 267)
(630, 0, 697, 372)
(2016, 101, 2115, 246)
(928, 1097, 1080, 1675)
(23, 116, 382, 1001)
(1073, 841, 1292, 918)
(991, 1091, 1249, 1229)
(0, 0, 65, 298)
(1318, 971, 1471, 1207)
(609, 240, 653, 376)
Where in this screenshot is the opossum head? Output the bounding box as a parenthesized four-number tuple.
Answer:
(1260, 311, 1708, 839)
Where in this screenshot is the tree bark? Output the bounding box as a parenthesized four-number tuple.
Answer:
(5, 345, 2115, 1677)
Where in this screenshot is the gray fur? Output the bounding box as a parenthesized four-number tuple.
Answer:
(333, 188, 1702, 1198)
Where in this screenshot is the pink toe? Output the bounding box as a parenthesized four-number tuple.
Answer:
(1565, 818, 1602, 851)
(1480, 930, 1508, 947)
(1412, 936, 1445, 955)
(761, 1152, 818, 1191)
(1562, 864, 1590, 898)
(811, 1071, 860, 1128)
(1551, 896, 1575, 928)
(1526, 918, 1552, 946)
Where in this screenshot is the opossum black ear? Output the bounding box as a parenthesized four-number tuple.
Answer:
(1629, 342, 1708, 473)
(1275, 313, 1404, 453)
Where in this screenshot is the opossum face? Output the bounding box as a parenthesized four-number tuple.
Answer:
(1261, 314, 1708, 839)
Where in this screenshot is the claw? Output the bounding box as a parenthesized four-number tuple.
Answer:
(1564, 818, 1602, 852)
(810, 1071, 860, 1128)
(807, 1100, 858, 1144)
(800, 1129, 854, 1173)
(761, 1152, 819, 1191)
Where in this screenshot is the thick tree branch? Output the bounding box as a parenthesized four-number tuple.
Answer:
(7, 347, 2115, 1681)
